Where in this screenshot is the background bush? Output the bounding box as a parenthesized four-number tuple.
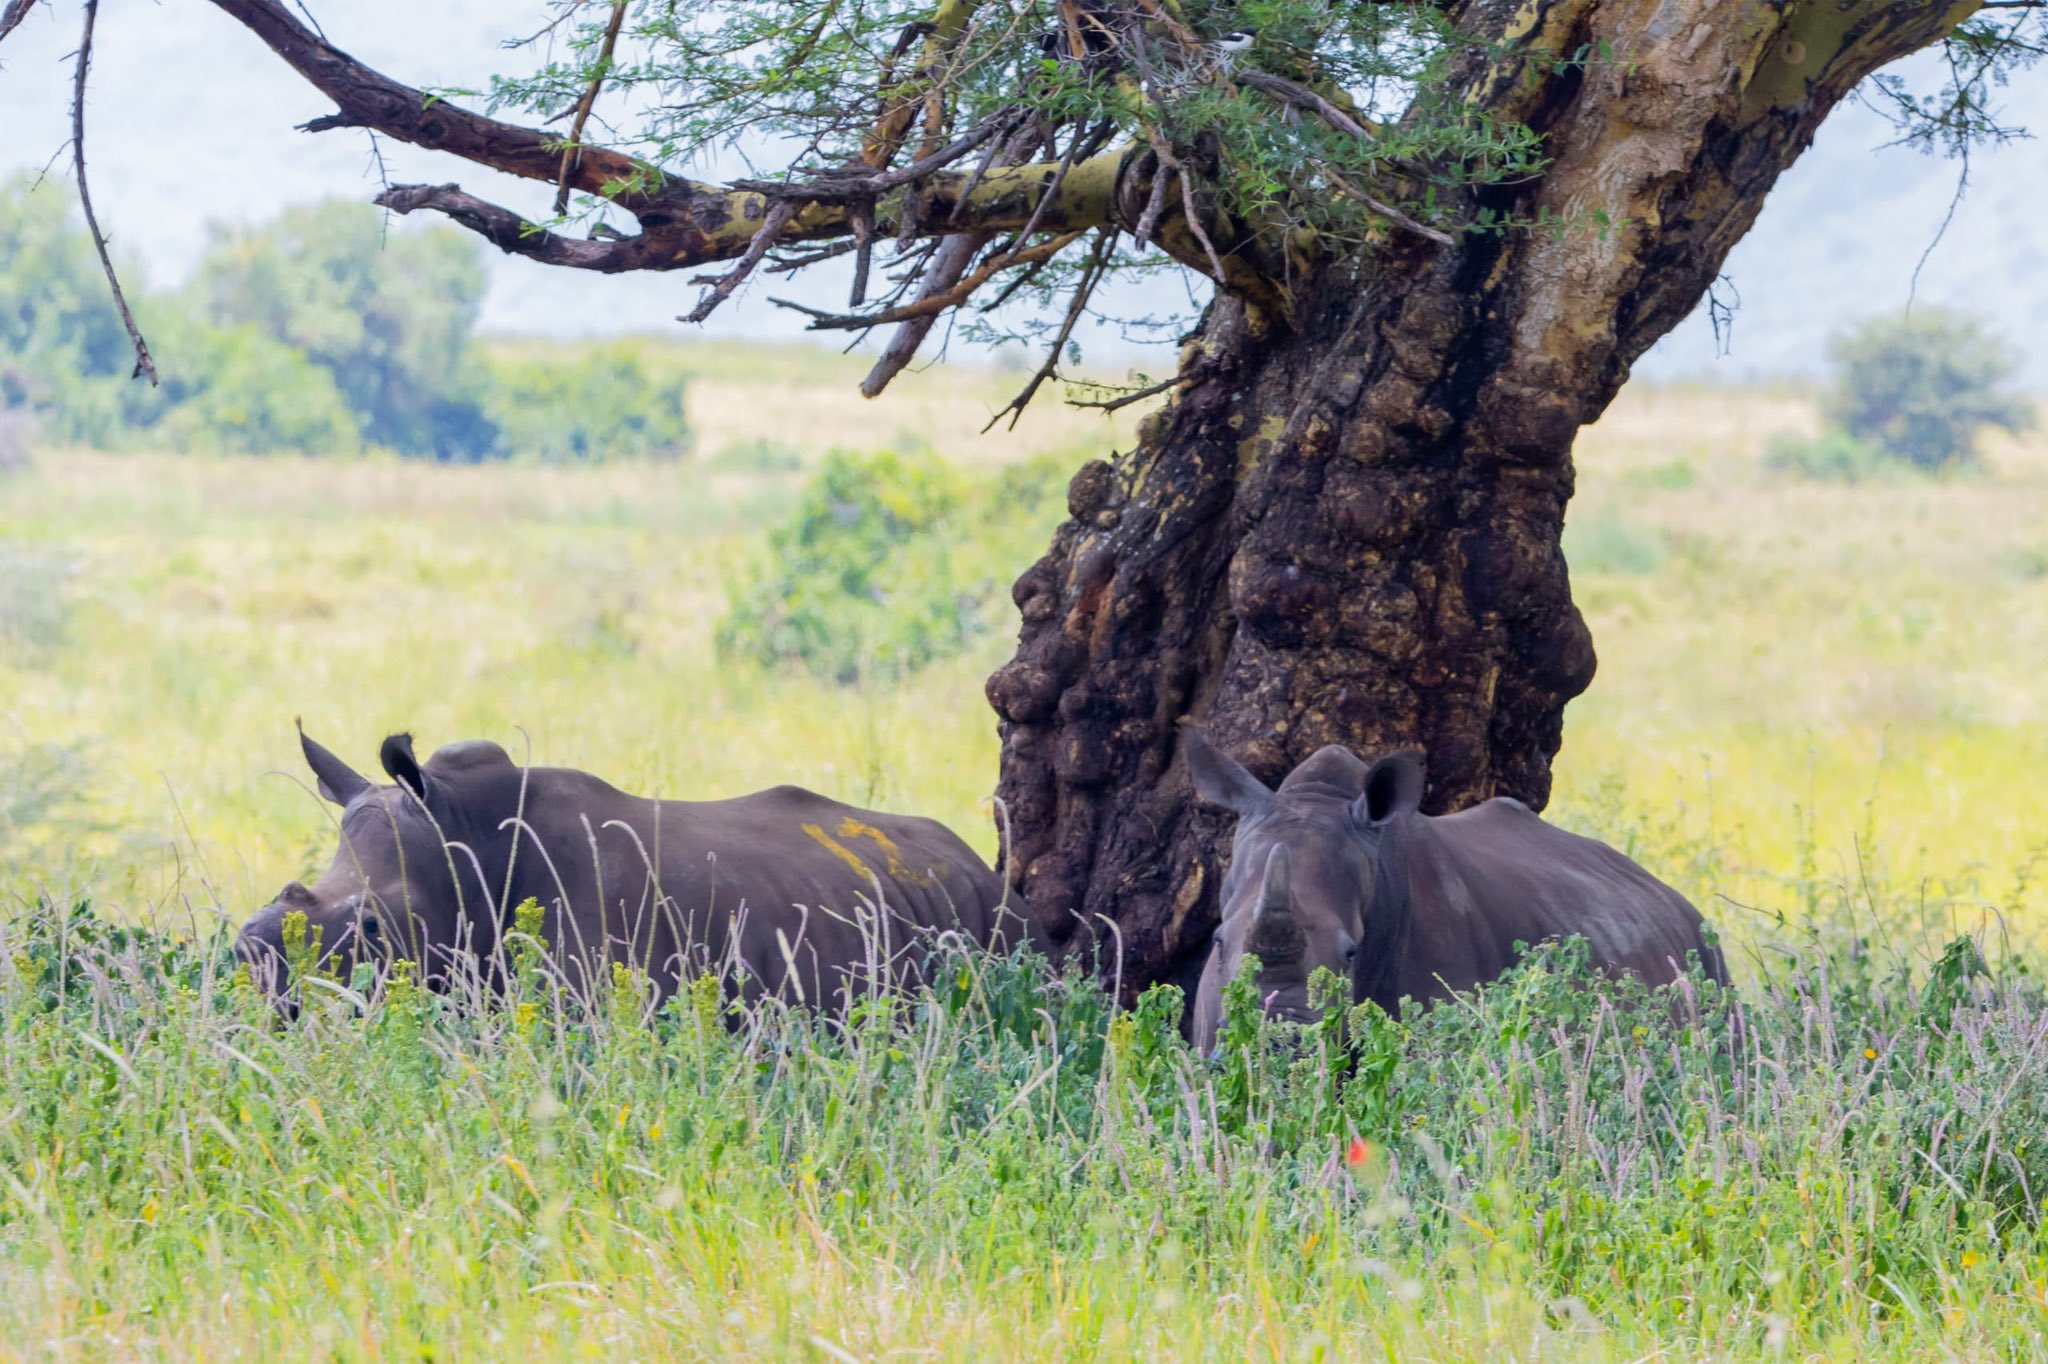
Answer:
(1764, 428, 1894, 483)
(483, 338, 690, 461)
(717, 449, 1066, 682)
(0, 177, 691, 462)
(187, 201, 498, 460)
(1811, 310, 2034, 473)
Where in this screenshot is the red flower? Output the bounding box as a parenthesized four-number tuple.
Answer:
(1345, 1137, 1370, 1168)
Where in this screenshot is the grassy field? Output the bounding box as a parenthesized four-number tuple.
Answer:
(4, 352, 2048, 1357)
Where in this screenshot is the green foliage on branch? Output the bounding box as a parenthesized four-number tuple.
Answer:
(476, 0, 1545, 295)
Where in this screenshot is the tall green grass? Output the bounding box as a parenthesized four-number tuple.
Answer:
(5, 896, 2048, 1359)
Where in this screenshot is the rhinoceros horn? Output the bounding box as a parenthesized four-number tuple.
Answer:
(1247, 843, 1304, 962)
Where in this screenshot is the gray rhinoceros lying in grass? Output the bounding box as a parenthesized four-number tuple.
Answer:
(236, 727, 1027, 1010)
(1182, 727, 1727, 1048)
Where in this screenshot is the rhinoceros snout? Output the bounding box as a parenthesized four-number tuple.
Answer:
(234, 904, 293, 996)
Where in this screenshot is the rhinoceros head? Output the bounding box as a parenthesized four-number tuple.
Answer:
(237, 726, 497, 999)
(1182, 725, 1423, 1050)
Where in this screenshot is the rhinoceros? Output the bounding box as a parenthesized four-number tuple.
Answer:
(1181, 727, 1727, 1048)
(236, 727, 1027, 1010)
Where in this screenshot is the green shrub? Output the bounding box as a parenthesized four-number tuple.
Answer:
(1823, 311, 2035, 471)
(717, 448, 1073, 683)
(1764, 428, 1894, 483)
(143, 314, 362, 456)
(0, 173, 147, 446)
(189, 201, 498, 460)
(718, 448, 981, 682)
(481, 339, 690, 462)
(6, 190, 704, 463)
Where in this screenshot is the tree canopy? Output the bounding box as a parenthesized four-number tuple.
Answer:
(5, 1, 2041, 415)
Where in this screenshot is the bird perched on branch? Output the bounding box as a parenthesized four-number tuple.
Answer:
(1209, 27, 1257, 74)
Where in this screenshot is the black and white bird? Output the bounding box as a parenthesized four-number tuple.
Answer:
(1208, 27, 1257, 75)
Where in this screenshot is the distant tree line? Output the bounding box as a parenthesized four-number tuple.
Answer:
(0, 176, 689, 462)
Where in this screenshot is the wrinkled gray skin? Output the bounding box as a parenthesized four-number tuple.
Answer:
(237, 728, 1028, 1011)
(1184, 727, 1727, 1050)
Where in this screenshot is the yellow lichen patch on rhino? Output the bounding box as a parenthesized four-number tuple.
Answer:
(833, 817, 947, 886)
(801, 822, 875, 881)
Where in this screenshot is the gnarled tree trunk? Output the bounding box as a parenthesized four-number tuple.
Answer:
(991, 0, 1980, 994)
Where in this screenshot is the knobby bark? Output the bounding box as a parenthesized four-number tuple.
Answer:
(991, 0, 1987, 994)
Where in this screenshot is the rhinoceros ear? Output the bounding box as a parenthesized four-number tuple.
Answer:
(1182, 724, 1273, 817)
(1356, 751, 1425, 826)
(298, 720, 371, 806)
(379, 733, 432, 803)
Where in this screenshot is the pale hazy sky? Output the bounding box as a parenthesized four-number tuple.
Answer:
(3, 1, 2044, 384)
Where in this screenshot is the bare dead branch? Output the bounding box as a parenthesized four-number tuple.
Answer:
(375, 182, 675, 270)
(765, 239, 860, 274)
(1175, 167, 1230, 283)
(682, 199, 800, 324)
(1236, 71, 1379, 141)
(1066, 368, 1200, 413)
(501, 0, 592, 53)
(776, 228, 1086, 330)
(849, 203, 874, 303)
(72, 0, 154, 385)
(206, 0, 670, 207)
(553, 0, 629, 215)
(1131, 153, 1172, 248)
(1, 0, 41, 45)
(1315, 161, 1456, 246)
(862, 231, 993, 398)
(984, 227, 1117, 431)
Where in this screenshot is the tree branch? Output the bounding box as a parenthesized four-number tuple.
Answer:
(774, 228, 1087, 330)
(73, 0, 154, 385)
(862, 231, 993, 397)
(204, 0, 673, 207)
(1315, 160, 1456, 246)
(553, 0, 629, 215)
(374, 183, 677, 270)
(0, 0, 40, 46)
(197, 0, 1285, 307)
(861, 0, 985, 171)
(984, 226, 1118, 430)
(681, 198, 799, 323)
